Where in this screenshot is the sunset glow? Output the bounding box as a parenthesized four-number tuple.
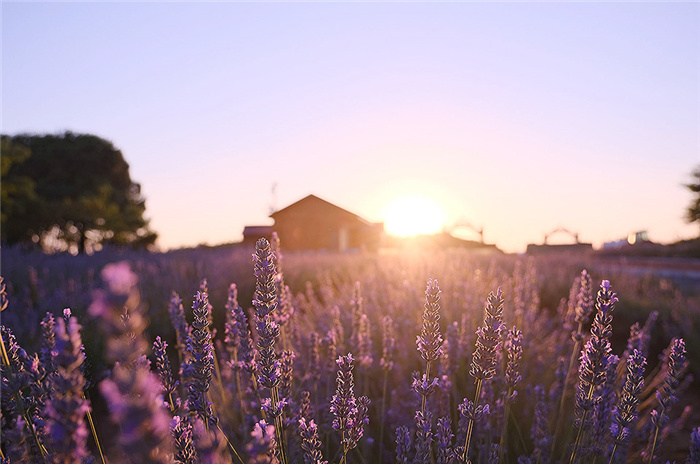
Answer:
(383, 195, 447, 236)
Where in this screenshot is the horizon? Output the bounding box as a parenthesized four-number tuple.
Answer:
(3, 2, 699, 253)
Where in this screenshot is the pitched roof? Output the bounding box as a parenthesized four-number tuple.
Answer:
(270, 194, 372, 226)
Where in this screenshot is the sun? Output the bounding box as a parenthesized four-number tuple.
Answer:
(383, 195, 447, 236)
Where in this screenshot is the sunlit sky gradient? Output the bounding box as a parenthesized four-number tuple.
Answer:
(3, 2, 699, 253)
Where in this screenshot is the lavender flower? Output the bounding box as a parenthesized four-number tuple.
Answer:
(227, 287, 256, 374)
(224, 284, 242, 360)
(356, 314, 373, 369)
(505, 326, 523, 402)
(417, 279, 443, 365)
(279, 350, 295, 407)
(305, 331, 322, 388)
(574, 270, 594, 327)
(331, 354, 357, 437)
(414, 410, 433, 464)
(687, 427, 700, 464)
(571, 280, 617, 463)
(350, 282, 364, 356)
(470, 289, 505, 382)
(253, 238, 281, 391)
(591, 354, 619, 457)
(40, 312, 57, 374)
(184, 290, 217, 425)
(395, 426, 412, 464)
(153, 336, 178, 406)
(90, 263, 173, 463)
(298, 418, 326, 464)
(346, 395, 370, 450)
(610, 349, 646, 462)
(488, 444, 500, 464)
(172, 415, 197, 464)
(192, 417, 232, 464)
(247, 420, 279, 464)
(461, 288, 503, 463)
(436, 416, 454, 464)
(530, 385, 551, 464)
(330, 353, 369, 458)
(412, 373, 440, 400)
(42, 317, 91, 464)
(169, 292, 191, 358)
(99, 357, 173, 464)
(458, 397, 490, 423)
(646, 338, 687, 463)
(623, 323, 643, 361)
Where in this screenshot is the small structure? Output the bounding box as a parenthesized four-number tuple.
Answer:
(242, 226, 273, 246)
(526, 227, 593, 255)
(263, 195, 383, 252)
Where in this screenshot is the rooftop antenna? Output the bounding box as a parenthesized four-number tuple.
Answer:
(269, 182, 278, 215)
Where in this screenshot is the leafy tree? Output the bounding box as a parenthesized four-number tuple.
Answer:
(687, 165, 700, 234)
(1, 132, 157, 253)
(1, 136, 41, 244)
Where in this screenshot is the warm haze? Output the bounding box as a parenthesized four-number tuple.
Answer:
(2, 2, 699, 253)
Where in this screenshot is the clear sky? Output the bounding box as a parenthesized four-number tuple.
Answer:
(3, 2, 699, 253)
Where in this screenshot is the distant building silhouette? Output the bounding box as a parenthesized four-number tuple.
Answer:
(242, 226, 273, 246)
(244, 195, 383, 251)
(526, 227, 592, 255)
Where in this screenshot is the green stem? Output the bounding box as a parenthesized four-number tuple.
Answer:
(552, 324, 583, 457)
(461, 379, 483, 463)
(607, 444, 618, 464)
(498, 392, 512, 463)
(271, 386, 288, 464)
(648, 408, 664, 464)
(569, 383, 594, 464)
(421, 361, 432, 413)
(216, 422, 246, 464)
(83, 391, 107, 464)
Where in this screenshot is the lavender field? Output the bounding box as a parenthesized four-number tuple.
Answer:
(1, 237, 699, 464)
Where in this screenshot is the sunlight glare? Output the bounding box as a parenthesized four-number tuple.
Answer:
(383, 195, 447, 236)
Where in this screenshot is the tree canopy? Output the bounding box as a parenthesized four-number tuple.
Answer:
(1, 132, 157, 253)
(687, 165, 700, 234)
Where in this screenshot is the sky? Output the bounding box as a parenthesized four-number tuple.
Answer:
(2, 2, 699, 253)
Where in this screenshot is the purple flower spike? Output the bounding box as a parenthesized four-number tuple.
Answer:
(153, 336, 178, 401)
(470, 289, 505, 382)
(436, 416, 454, 464)
(687, 427, 700, 464)
(253, 238, 282, 392)
(331, 354, 357, 435)
(184, 290, 217, 426)
(395, 426, 411, 464)
(505, 326, 523, 402)
(40, 312, 57, 374)
(247, 420, 278, 464)
(172, 415, 197, 464)
(43, 317, 91, 463)
(612, 350, 646, 447)
(417, 279, 443, 363)
(298, 418, 326, 464)
(414, 410, 433, 464)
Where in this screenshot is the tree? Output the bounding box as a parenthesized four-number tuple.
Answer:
(1, 132, 157, 253)
(1, 136, 41, 244)
(687, 165, 700, 234)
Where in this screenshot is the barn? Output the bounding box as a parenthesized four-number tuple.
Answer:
(265, 195, 384, 251)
